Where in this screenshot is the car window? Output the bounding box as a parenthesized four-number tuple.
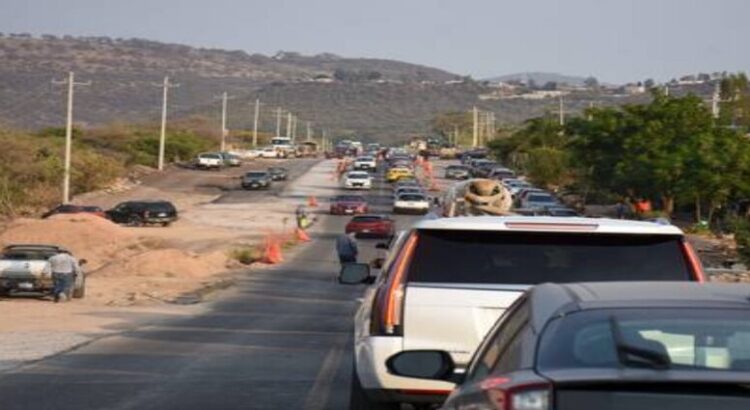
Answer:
(398, 194, 425, 201)
(351, 216, 383, 222)
(467, 299, 530, 381)
(538, 308, 750, 372)
(407, 230, 691, 284)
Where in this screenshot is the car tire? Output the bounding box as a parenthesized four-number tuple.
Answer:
(161, 222, 171, 227)
(128, 215, 143, 227)
(349, 367, 400, 410)
(72, 277, 85, 299)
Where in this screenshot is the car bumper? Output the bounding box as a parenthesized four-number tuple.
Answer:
(331, 207, 367, 215)
(242, 182, 270, 189)
(0, 277, 52, 292)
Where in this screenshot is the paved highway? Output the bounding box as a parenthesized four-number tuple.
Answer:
(0, 159, 425, 410)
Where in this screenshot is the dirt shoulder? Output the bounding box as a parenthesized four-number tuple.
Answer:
(0, 158, 325, 372)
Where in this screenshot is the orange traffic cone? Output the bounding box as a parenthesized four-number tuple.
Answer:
(295, 227, 311, 242)
(263, 238, 284, 264)
(308, 196, 319, 207)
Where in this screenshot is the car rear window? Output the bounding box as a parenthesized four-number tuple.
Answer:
(246, 172, 268, 177)
(528, 194, 556, 202)
(407, 230, 691, 284)
(337, 196, 365, 202)
(399, 194, 426, 201)
(352, 216, 383, 222)
(538, 308, 750, 372)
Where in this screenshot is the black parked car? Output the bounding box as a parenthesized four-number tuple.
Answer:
(241, 171, 272, 190)
(387, 282, 750, 410)
(105, 200, 178, 226)
(267, 167, 289, 181)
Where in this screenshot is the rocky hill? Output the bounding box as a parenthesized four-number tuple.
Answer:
(0, 34, 659, 141)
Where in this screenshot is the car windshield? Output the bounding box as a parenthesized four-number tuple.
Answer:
(348, 173, 368, 179)
(538, 308, 750, 372)
(246, 172, 268, 178)
(407, 230, 691, 284)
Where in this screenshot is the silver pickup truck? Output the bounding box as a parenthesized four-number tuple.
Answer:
(0, 244, 86, 298)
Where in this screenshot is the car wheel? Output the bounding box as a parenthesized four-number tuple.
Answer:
(161, 222, 171, 227)
(128, 215, 143, 227)
(349, 367, 400, 410)
(72, 276, 85, 299)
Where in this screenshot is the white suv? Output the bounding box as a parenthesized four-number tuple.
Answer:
(354, 156, 377, 171)
(339, 216, 705, 409)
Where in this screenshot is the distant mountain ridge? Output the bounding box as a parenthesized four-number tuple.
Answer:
(485, 72, 592, 86)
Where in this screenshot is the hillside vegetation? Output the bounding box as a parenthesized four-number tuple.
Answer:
(0, 34, 711, 141)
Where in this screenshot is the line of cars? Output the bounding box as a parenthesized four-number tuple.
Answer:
(240, 166, 289, 190)
(194, 151, 242, 170)
(448, 153, 579, 217)
(331, 153, 749, 410)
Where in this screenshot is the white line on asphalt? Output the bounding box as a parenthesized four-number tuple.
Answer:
(302, 341, 346, 410)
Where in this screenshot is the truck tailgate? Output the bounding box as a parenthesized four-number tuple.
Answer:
(402, 283, 526, 365)
(0, 260, 49, 278)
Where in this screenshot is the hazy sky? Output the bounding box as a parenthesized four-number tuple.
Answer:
(2, 0, 748, 83)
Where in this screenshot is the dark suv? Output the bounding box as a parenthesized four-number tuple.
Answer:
(242, 171, 272, 190)
(267, 167, 288, 181)
(105, 200, 178, 226)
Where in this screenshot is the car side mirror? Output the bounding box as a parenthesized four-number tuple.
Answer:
(338, 263, 371, 285)
(386, 350, 460, 383)
(375, 242, 389, 250)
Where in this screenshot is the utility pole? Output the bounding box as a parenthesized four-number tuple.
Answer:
(453, 125, 459, 146)
(559, 94, 565, 126)
(52, 71, 90, 204)
(472, 106, 479, 147)
(292, 116, 298, 141)
(276, 107, 282, 137)
(253, 98, 260, 147)
(306, 121, 312, 141)
(286, 112, 292, 137)
(216, 92, 235, 151)
(153, 76, 179, 171)
(712, 82, 721, 119)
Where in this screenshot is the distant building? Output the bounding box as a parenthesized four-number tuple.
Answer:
(623, 83, 646, 95)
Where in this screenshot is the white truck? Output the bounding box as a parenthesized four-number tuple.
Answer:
(0, 244, 86, 298)
(338, 216, 705, 409)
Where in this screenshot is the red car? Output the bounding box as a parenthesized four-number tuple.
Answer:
(330, 195, 368, 215)
(345, 214, 395, 238)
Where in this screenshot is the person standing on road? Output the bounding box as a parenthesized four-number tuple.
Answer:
(335, 232, 358, 265)
(48, 251, 81, 303)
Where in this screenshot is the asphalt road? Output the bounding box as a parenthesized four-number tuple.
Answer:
(0, 160, 425, 410)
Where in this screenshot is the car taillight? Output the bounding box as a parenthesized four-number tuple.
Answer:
(482, 378, 551, 410)
(371, 232, 418, 336)
(681, 240, 706, 282)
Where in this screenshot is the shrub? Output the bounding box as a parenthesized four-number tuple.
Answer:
(229, 247, 262, 265)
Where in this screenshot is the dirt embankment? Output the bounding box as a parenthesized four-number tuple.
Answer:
(0, 214, 233, 305)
